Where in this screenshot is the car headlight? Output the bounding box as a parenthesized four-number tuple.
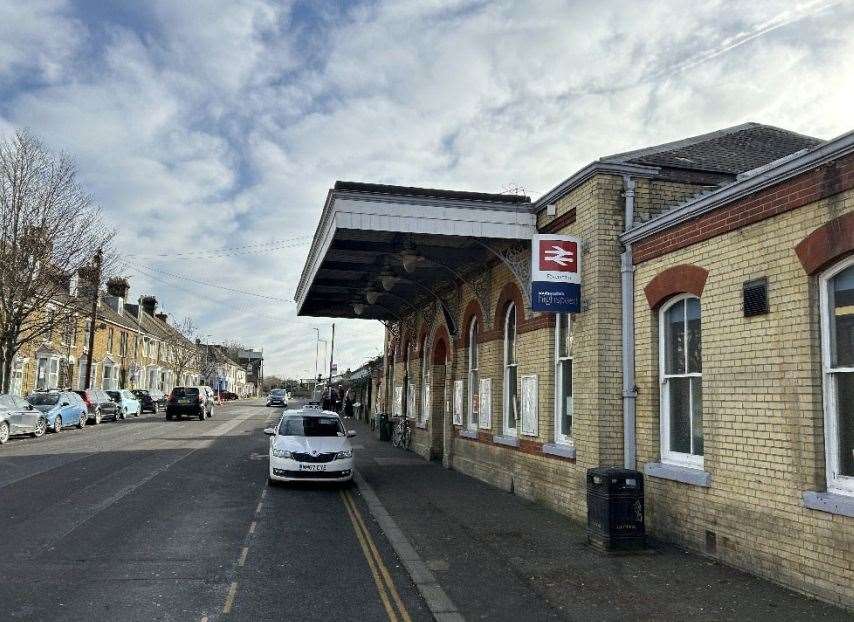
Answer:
(335, 449, 353, 459)
(271, 447, 292, 458)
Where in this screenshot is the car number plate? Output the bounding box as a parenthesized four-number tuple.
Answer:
(299, 464, 326, 472)
(178, 398, 190, 404)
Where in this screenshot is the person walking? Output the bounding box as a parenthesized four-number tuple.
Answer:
(343, 389, 354, 418)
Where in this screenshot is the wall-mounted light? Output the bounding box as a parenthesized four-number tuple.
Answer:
(353, 303, 366, 315)
(400, 251, 422, 273)
(365, 288, 380, 304)
(380, 271, 399, 292)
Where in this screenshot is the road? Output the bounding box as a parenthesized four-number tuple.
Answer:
(0, 399, 429, 622)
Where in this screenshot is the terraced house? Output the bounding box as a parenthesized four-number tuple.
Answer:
(296, 122, 854, 608)
(10, 276, 201, 396)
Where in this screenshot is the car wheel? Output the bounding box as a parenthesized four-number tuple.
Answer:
(121, 408, 127, 420)
(32, 417, 47, 438)
(53, 416, 62, 433)
(0, 421, 9, 444)
(133, 407, 139, 418)
(77, 412, 87, 429)
(198, 411, 205, 421)
(93, 410, 102, 425)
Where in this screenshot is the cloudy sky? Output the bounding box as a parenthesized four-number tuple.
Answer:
(1, 0, 852, 379)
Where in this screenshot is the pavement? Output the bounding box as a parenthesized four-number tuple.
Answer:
(351, 418, 852, 622)
(1, 398, 849, 621)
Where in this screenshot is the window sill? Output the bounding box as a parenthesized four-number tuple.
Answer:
(644, 462, 711, 487)
(415, 421, 427, 430)
(459, 429, 478, 439)
(493, 434, 519, 447)
(542, 443, 576, 459)
(802, 491, 854, 518)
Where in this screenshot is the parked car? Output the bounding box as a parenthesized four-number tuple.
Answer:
(166, 386, 214, 421)
(27, 391, 88, 433)
(73, 388, 121, 424)
(106, 390, 142, 418)
(264, 406, 356, 484)
(132, 389, 166, 414)
(0, 394, 48, 444)
(266, 389, 289, 408)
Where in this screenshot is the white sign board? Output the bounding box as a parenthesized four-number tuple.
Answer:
(520, 374, 539, 436)
(394, 386, 403, 416)
(453, 380, 464, 425)
(479, 377, 492, 430)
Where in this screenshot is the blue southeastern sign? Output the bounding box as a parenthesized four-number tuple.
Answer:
(530, 234, 582, 313)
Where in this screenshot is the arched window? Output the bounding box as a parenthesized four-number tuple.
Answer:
(420, 337, 430, 424)
(467, 318, 479, 431)
(659, 295, 703, 468)
(820, 256, 854, 495)
(403, 341, 412, 418)
(503, 303, 518, 436)
(555, 313, 573, 444)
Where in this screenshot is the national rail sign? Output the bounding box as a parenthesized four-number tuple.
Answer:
(531, 234, 582, 313)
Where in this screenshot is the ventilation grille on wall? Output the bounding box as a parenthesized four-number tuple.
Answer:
(743, 278, 769, 317)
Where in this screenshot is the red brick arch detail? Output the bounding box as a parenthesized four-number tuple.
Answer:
(460, 299, 485, 348)
(795, 210, 854, 275)
(432, 323, 451, 365)
(493, 281, 526, 330)
(644, 264, 709, 309)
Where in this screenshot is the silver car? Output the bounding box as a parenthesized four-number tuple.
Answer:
(0, 394, 47, 444)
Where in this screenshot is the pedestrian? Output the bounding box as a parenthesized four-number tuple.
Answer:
(343, 389, 354, 418)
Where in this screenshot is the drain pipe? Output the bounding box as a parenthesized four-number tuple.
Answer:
(621, 175, 638, 470)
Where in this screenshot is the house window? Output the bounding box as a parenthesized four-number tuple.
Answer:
(555, 313, 573, 444)
(403, 342, 411, 418)
(107, 327, 114, 353)
(37, 357, 60, 390)
(659, 295, 703, 468)
(120, 333, 128, 356)
(503, 303, 518, 436)
(820, 257, 854, 495)
(420, 339, 430, 424)
(467, 318, 479, 431)
(11, 358, 26, 396)
(102, 363, 117, 390)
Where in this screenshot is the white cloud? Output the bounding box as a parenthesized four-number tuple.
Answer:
(0, 0, 852, 377)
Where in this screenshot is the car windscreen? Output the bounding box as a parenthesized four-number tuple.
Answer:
(106, 391, 120, 400)
(278, 416, 343, 437)
(271, 389, 285, 396)
(28, 393, 60, 405)
(172, 387, 199, 398)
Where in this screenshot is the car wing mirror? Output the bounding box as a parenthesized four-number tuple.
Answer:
(263, 428, 276, 435)
(61, 402, 69, 407)
(346, 430, 357, 438)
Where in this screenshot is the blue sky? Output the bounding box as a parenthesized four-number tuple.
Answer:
(1, 0, 852, 378)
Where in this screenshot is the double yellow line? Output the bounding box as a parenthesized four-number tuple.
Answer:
(340, 489, 412, 622)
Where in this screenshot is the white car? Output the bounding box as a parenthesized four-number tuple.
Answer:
(265, 406, 356, 483)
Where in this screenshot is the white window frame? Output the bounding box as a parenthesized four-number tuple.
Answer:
(467, 318, 479, 432)
(37, 356, 60, 390)
(11, 357, 27, 396)
(819, 255, 854, 496)
(102, 362, 118, 390)
(420, 340, 430, 424)
(554, 313, 573, 445)
(503, 303, 519, 437)
(658, 294, 704, 469)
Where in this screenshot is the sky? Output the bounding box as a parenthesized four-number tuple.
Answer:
(0, 0, 852, 379)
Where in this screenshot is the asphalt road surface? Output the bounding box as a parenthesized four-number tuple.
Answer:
(0, 399, 429, 622)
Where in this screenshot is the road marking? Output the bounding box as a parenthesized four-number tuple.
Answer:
(341, 489, 412, 622)
(222, 581, 239, 615)
(340, 489, 398, 622)
(255, 500, 263, 515)
(248, 520, 257, 535)
(237, 546, 249, 567)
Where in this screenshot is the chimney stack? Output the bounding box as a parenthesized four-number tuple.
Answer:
(107, 277, 130, 299)
(77, 265, 98, 299)
(155, 312, 168, 323)
(140, 295, 157, 316)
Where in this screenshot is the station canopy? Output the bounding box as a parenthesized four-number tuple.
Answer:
(295, 182, 536, 327)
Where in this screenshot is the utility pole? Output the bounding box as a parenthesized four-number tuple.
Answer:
(328, 323, 335, 386)
(84, 248, 102, 390)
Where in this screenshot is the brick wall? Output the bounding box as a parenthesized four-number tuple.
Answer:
(633, 187, 854, 608)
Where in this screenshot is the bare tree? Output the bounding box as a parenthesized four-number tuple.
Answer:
(163, 316, 201, 385)
(0, 130, 113, 392)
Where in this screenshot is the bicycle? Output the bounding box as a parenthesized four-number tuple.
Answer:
(391, 416, 412, 449)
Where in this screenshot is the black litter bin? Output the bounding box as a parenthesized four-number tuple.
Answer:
(377, 413, 391, 441)
(586, 467, 645, 552)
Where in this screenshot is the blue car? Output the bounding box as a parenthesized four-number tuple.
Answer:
(27, 391, 88, 433)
